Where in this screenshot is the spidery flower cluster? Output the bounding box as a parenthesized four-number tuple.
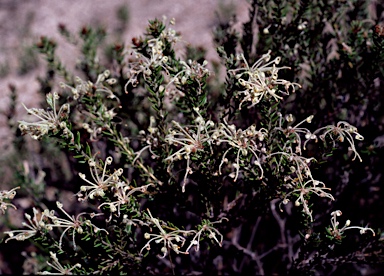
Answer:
(77, 155, 155, 222)
(125, 18, 179, 91)
(229, 50, 301, 109)
(280, 179, 335, 222)
(76, 156, 123, 201)
(267, 113, 364, 221)
(60, 70, 118, 101)
(165, 108, 214, 192)
(37, 251, 81, 275)
(313, 121, 364, 162)
(4, 207, 53, 243)
(326, 210, 375, 241)
(4, 202, 107, 250)
(140, 209, 227, 258)
(61, 70, 119, 142)
(0, 186, 19, 214)
(124, 17, 210, 107)
(140, 209, 196, 258)
(274, 113, 317, 154)
(44, 201, 107, 250)
(166, 59, 210, 97)
(98, 183, 155, 221)
(212, 120, 267, 182)
(185, 218, 229, 252)
(19, 92, 72, 141)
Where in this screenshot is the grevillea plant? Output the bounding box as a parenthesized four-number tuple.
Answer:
(1, 5, 382, 274)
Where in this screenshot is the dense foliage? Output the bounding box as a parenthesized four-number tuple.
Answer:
(1, 1, 384, 274)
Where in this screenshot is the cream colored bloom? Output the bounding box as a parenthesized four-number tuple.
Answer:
(229, 51, 301, 109)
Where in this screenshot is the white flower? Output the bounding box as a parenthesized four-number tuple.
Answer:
(228, 51, 301, 109)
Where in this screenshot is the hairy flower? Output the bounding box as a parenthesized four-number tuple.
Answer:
(185, 218, 228, 252)
(37, 251, 81, 275)
(313, 121, 364, 161)
(44, 201, 107, 250)
(327, 210, 375, 240)
(19, 92, 72, 140)
(229, 50, 301, 109)
(274, 113, 317, 154)
(60, 70, 118, 102)
(281, 179, 335, 222)
(4, 207, 53, 243)
(140, 209, 195, 258)
(269, 149, 315, 184)
(124, 18, 178, 91)
(165, 108, 214, 192)
(214, 119, 266, 181)
(0, 187, 19, 214)
(77, 156, 123, 201)
(98, 183, 155, 221)
(167, 59, 210, 96)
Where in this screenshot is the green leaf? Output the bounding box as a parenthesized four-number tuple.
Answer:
(76, 131, 81, 145)
(46, 93, 54, 108)
(86, 143, 92, 156)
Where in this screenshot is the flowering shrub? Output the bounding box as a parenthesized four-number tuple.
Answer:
(1, 1, 384, 274)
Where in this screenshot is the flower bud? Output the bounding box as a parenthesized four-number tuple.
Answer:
(106, 156, 113, 165)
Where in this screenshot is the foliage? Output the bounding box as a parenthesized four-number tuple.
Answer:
(1, 1, 384, 274)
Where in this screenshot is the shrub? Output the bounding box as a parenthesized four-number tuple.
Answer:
(1, 1, 384, 274)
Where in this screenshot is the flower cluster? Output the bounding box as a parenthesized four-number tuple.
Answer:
(4, 207, 52, 243)
(60, 70, 118, 101)
(274, 113, 317, 154)
(124, 17, 210, 106)
(77, 155, 156, 222)
(326, 210, 375, 241)
(213, 120, 267, 182)
(167, 59, 210, 97)
(280, 179, 335, 222)
(229, 50, 301, 109)
(0, 186, 19, 214)
(125, 18, 179, 90)
(313, 121, 364, 162)
(165, 108, 214, 192)
(140, 209, 227, 258)
(98, 183, 154, 221)
(37, 251, 81, 275)
(268, 114, 364, 221)
(76, 156, 123, 201)
(185, 218, 228, 252)
(4, 202, 107, 250)
(46, 201, 107, 249)
(19, 92, 72, 141)
(140, 209, 196, 258)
